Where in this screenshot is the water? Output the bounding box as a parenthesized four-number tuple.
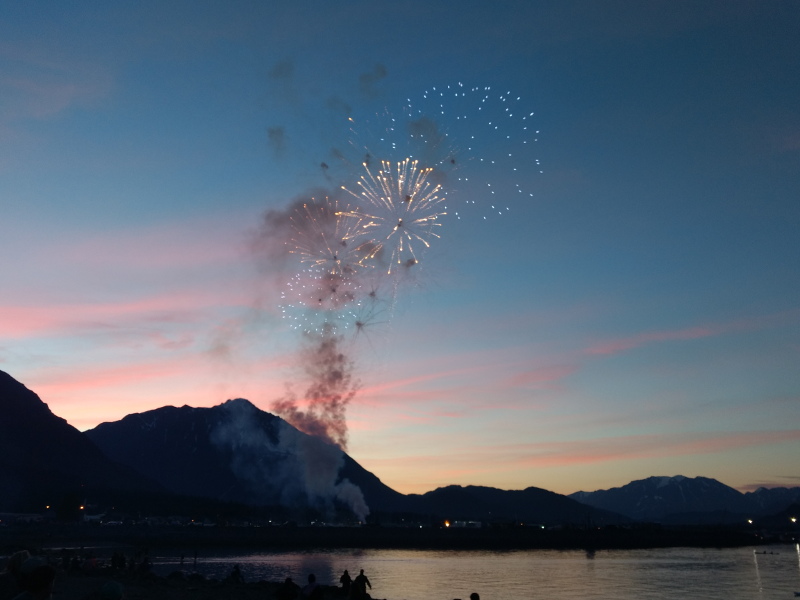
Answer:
(147, 544, 800, 600)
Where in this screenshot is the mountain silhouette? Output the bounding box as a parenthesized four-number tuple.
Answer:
(404, 484, 629, 525)
(570, 475, 800, 523)
(0, 370, 162, 513)
(84, 398, 400, 521)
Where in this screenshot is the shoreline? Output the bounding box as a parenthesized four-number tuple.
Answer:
(1, 522, 772, 556)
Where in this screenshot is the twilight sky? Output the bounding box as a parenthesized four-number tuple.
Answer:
(2, 1, 799, 496)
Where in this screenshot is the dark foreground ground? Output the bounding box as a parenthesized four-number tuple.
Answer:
(51, 570, 350, 600)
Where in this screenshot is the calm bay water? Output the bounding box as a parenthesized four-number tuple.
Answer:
(149, 544, 800, 600)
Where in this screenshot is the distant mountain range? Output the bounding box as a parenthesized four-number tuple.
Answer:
(1, 369, 797, 526)
(569, 475, 800, 524)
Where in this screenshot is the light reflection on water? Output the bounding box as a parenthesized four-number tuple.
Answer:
(149, 544, 800, 600)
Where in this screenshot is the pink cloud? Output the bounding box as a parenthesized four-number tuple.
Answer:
(504, 364, 577, 389)
(584, 309, 800, 357)
(29, 357, 199, 394)
(585, 325, 716, 356)
(359, 363, 488, 397)
(0, 287, 245, 340)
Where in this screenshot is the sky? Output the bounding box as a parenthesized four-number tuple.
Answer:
(1, 1, 799, 497)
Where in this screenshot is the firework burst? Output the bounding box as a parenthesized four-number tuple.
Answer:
(336, 83, 541, 222)
(340, 158, 446, 273)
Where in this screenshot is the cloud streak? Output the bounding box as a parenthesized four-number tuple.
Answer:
(584, 309, 800, 357)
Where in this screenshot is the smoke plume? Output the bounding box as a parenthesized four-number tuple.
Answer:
(210, 399, 368, 521)
(271, 323, 358, 450)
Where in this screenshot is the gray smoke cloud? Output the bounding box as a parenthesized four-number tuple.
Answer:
(267, 126, 287, 157)
(271, 324, 358, 450)
(358, 63, 387, 98)
(210, 399, 368, 521)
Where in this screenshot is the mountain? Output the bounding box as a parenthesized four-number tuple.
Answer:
(84, 398, 405, 521)
(570, 475, 800, 524)
(0, 370, 162, 513)
(743, 486, 800, 515)
(405, 484, 630, 526)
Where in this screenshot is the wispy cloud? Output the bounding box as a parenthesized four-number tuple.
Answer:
(585, 325, 716, 356)
(0, 290, 233, 340)
(504, 364, 577, 389)
(0, 41, 112, 122)
(584, 309, 800, 357)
(371, 430, 800, 474)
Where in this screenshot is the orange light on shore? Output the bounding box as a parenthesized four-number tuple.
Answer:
(444, 520, 450, 528)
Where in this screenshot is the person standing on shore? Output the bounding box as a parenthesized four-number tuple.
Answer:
(276, 577, 299, 600)
(339, 570, 352, 596)
(353, 569, 371, 600)
(301, 574, 322, 600)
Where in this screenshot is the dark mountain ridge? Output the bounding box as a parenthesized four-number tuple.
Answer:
(84, 398, 392, 521)
(570, 475, 800, 524)
(0, 370, 163, 513)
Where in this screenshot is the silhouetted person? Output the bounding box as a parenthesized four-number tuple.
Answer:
(353, 569, 371, 600)
(276, 577, 300, 600)
(470, 594, 480, 600)
(339, 570, 352, 595)
(301, 574, 322, 600)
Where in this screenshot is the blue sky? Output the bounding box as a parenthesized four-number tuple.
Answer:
(1, 1, 798, 495)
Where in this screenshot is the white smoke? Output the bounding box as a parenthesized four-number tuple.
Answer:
(209, 398, 369, 521)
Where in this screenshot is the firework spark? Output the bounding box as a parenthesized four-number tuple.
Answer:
(340, 158, 446, 273)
